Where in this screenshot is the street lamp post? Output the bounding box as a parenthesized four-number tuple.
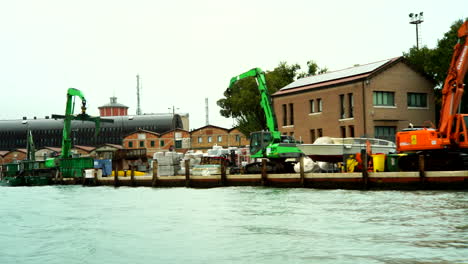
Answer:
(409, 12, 424, 49)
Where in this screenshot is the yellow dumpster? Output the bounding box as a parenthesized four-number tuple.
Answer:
(371, 154, 386, 172)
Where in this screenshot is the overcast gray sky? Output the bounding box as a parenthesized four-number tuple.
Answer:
(0, 0, 465, 130)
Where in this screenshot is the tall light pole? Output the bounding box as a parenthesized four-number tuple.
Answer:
(168, 106, 179, 151)
(409, 12, 424, 49)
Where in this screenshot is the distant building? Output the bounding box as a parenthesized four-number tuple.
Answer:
(190, 125, 249, 151)
(98, 96, 129, 116)
(272, 57, 435, 143)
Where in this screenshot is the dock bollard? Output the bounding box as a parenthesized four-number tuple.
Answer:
(152, 160, 158, 187)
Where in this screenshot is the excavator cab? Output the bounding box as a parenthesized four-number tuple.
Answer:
(249, 131, 273, 157)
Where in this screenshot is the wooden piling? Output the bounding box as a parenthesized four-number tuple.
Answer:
(361, 150, 369, 189)
(152, 160, 158, 187)
(130, 166, 135, 187)
(220, 160, 227, 186)
(113, 167, 119, 187)
(261, 158, 268, 186)
(419, 154, 426, 185)
(94, 169, 98, 186)
(299, 156, 305, 187)
(185, 159, 190, 187)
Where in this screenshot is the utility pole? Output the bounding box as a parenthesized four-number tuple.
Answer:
(409, 12, 424, 49)
(136, 74, 142, 115)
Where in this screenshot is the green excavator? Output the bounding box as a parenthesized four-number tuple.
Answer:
(228, 68, 303, 173)
(45, 88, 113, 177)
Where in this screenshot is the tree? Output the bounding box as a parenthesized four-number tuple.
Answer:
(403, 19, 468, 121)
(297, 60, 328, 79)
(217, 62, 301, 136)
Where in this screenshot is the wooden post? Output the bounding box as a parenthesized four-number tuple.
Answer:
(59, 170, 63, 185)
(94, 169, 98, 186)
(81, 169, 86, 186)
(220, 160, 226, 186)
(261, 158, 268, 186)
(152, 160, 158, 187)
(299, 156, 305, 187)
(130, 166, 135, 187)
(419, 154, 426, 185)
(113, 167, 119, 187)
(185, 159, 190, 188)
(361, 149, 369, 189)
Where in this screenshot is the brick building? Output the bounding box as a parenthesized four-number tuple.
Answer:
(2, 149, 27, 164)
(123, 129, 191, 156)
(190, 125, 249, 150)
(272, 57, 435, 143)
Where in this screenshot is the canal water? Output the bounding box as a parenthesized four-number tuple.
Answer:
(0, 186, 466, 264)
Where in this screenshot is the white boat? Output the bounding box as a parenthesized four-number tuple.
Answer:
(297, 137, 396, 162)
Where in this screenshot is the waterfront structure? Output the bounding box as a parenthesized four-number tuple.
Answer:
(0, 114, 183, 150)
(272, 57, 435, 143)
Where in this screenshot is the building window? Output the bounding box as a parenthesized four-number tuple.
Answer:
(373, 91, 395, 106)
(375, 126, 396, 142)
(282, 104, 287, 126)
(208, 136, 212, 143)
(160, 140, 165, 147)
(198, 136, 202, 143)
(340, 126, 346, 138)
(309, 100, 315, 113)
(340, 94, 345, 119)
(235, 135, 240, 142)
(407, 93, 427, 107)
(348, 93, 354, 118)
(128, 141, 133, 148)
(317, 128, 323, 137)
(317, 98, 322, 112)
(150, 141, 155, 147)
(139, 141, 144, 148)
(289, 103, 294, 125)
(217, 135, 222, 142)
(349, 125, 355, 137)
(310, 129, 316, 143)
(175, 140, 182, 149)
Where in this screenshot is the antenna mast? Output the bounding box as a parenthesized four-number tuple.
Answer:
(205, 98, 209, 125)
(136, 74, 142, 115)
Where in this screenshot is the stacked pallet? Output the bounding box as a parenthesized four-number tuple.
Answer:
(154, 152, 183, 176)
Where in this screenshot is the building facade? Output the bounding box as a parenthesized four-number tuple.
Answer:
(272, 57, 435, 143)
(190, 125, 249, 150)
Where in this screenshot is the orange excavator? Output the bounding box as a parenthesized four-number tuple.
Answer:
(396, 20, 468, 170)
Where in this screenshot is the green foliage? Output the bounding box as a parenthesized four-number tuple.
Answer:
(403, 19, 468, 118)
(297, 60, 328, 79)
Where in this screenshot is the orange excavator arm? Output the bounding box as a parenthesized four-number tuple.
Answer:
(438, 21, 468, 137)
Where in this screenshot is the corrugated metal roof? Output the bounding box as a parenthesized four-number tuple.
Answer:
(279, 57, 398, 91)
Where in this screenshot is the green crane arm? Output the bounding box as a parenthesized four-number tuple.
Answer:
(60, 88, 88, 159)
(228, 68, 280, 138)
